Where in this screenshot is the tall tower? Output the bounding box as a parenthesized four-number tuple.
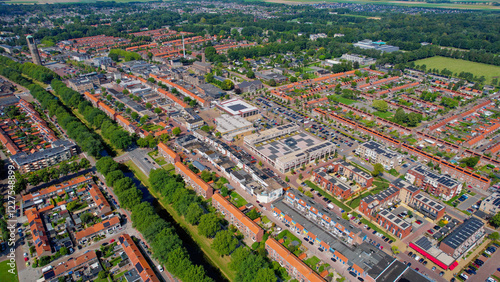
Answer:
(182, 34, 186, 58)
(26, 35, 42, 65)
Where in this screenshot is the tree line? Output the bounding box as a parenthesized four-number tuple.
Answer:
(0, 56, 105, 157)
(95, 157, 214, 282)
(149, 168, 283, 282)
(51, 80, 133, 150)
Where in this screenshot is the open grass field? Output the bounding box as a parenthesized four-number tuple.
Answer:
(263, 0, 500, 10)
(413, 56, 500, 84)
(0, 261, 18, 282)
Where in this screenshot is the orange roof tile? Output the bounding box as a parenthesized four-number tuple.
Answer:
(212, 193, 262, 237)
(119, 234, 160, 282)
(266, 238, 324, 282)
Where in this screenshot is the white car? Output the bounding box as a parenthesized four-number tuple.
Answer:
(23, 253, 28, 257)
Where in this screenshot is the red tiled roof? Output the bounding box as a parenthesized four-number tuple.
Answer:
(119, 234, 160, 282)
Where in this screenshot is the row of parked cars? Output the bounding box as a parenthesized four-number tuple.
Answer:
(407, 251, 445, 276)
(461, 245, 497, 279)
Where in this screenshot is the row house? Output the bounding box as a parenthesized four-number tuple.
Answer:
(88, 184, 111, 216)
(331, 160, 374, 188)
(280, 189, 366, 245)
(74, 216, 120, 244)
(115, 114, 137, 134)
(26, 209, 52, 257)
(43, 250, 100, 281)
(374, 210, 412, 239)
(174, 161, 214, 199)
(22, 175, 93, 209)
(212, 193, 264, 242)
(11, 140, 78, 174)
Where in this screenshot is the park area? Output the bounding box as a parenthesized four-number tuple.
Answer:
(413, 56, 500, 84)
(0, 261, 18, 282)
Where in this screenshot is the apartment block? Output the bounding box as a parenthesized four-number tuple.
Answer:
(212, 193, 264, 242)
(265, 238, 325, 282)
(406, 165, 462, 201)
(11, 140, 78, 174)
(43, 250, 100, 281)
(439, 217, 485, 259)
(311, 166, 355, 199)
(479, 192, 500, 215)
(158, 142, 180, 164)
(174, 161, 214, 199)
(408, 193, 446, 220)
(356, 141, 402, 169)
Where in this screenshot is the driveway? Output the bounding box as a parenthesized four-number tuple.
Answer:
(467, 245, 500, 282)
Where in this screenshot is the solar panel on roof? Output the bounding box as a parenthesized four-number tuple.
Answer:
(37, 241, 42, 247)
(135, 262, 144, 273)
(103, 222, 110, 228)
(119, 237, 124, 244)
(43, 270, 55, 279)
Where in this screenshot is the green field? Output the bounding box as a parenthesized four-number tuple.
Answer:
(0, 261, 18, 282)
(413, 56, 500, 84)
(263, 0, 500, 11)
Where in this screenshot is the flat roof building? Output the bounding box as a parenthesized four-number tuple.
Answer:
(439, 217, 485, 259)
(479, 192, 500, 215)
(214, 114, 253, 139)
(216, 98, 259, 118)
(245, 124, 335, 173)
(406, 165, 462, 201)
(356, 141, 402, 170)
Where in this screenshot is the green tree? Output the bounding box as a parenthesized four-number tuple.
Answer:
(59, 246, 69, 256)
(131, 112, 139, 120)
(253, 268, 277, 282)
(268, 79, 277, 87)
(211, 230, 238, 256)
(491, 213, 500, 228)
(372, 163, 384, 177)
(185, 203, 204, 225)
(80, 213, 94, 224)
(154, 107, 162, 114)
(489, 232, 499, 240)
(172, 127, 181, 136)
(247, 70, 255, 79)
(459, 156, 480, 168)
(198, 213, 221, 238)
(372, 100, 388, 112)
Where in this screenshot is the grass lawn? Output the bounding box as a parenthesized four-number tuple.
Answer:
(276, 230, 301, 247)
(163, 163, 175, 171)
(262, 216, 271, 224)
(413, 56, 500, 84)
(126, 162, 236, 281)
(125, 160, 151, 186)
(330, 95, 357, 105)
(230, 191, 248, 207)
(304, 256, 321, 269)
(109, 257, 122, 267)
(304, 180, 352, 212)
(346, 194, 364, 209)
(0, 261, 18, 282)
(373, 111, 393, 119)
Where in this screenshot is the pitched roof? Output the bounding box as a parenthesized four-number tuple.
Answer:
(175, 161, 211, 193)
(158, 143, 178, 160)
(212, 193, 262, 237)
(74, 216, 120, 241)
(22, 175, 92, 202)
(88, 184, 110, 212)
(119, 234, 160, 282)
(53, 250, 97, 277)
(26, 209, 51, 257)
(266, 238, 324, 282)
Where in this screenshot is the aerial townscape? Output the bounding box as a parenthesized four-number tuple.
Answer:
(0, 1, 500, 282)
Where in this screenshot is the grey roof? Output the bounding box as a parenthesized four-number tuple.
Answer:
(10, 140, 76, 166)
(441, 217, 484, 250)
(238, 80, 263, 89)
(373, 259, 431, 282)
(411, 165, 459, 188)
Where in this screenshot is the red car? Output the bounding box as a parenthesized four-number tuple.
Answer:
(427, 229, 434, 234)
(110, 239, 115, 243)
(415, 220, 422, 225)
